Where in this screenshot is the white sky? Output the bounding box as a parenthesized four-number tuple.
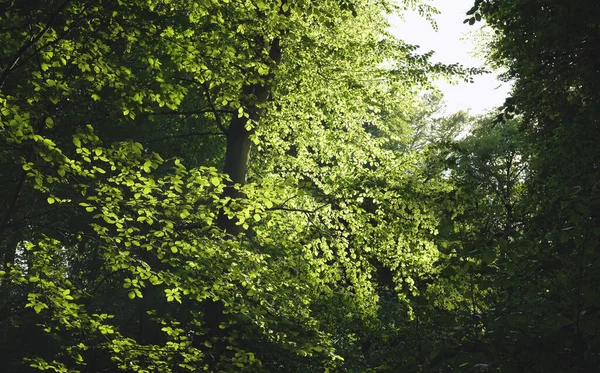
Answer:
(389, 0, 511, 115)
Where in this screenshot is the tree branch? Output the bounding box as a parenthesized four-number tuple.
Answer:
(143, 131, 225, 144)
(145, 109, 234, 117)
(201, 82, 228, 133)
(0, 0, 72, 90)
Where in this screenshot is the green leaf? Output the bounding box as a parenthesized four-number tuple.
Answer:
(143, 160, 153, 173)
(483, 250, 496, 264)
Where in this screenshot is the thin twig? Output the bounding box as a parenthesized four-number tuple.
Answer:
(201, 82, 228, 133)
(0, 0, 73, 89)
(143, 131, 225, 144)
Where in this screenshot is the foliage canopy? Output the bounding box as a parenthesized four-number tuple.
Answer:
(1, 0, 598, 372)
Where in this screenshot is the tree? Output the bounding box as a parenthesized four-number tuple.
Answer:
(0, 1, 471, 371)
(461, 0, 600, 371)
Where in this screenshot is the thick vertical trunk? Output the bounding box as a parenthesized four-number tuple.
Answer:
(217, 38, 281, 235)
(200, 37, 282, 369)
(222, 116, 253, 188)
(0, 168, 27, 290)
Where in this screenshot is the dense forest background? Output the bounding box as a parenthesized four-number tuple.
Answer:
(1, 0, 598, 372)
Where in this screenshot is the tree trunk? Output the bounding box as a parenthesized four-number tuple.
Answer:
(201, 37, 282, 369)
(217, 37, 281, 235)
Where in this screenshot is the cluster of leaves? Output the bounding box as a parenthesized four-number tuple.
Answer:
(472, 1, 600, 371)
(402, 1, 600, 372)
(4, 0, 595, 372)
(0, 0, 475, 372)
